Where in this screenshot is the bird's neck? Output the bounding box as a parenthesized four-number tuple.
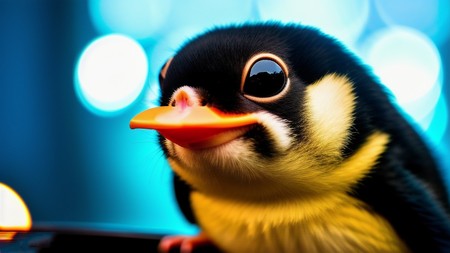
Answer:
(191, 189, 409, 253)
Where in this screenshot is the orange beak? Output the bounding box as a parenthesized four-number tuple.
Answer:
(130, 106, 258, 149)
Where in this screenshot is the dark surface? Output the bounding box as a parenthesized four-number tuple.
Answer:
(1, 231, 161, 252)
(1, 231, 221, 253)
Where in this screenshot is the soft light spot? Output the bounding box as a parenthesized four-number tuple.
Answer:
(160, 0, 254, 31)
(362, 26, 442, 122)
(0, 183, 32, 241)
(375, 0, 450, 44)
(89, 0, 171, 40)
(75, 34, 148, 116)
(257, 0, 370, 47)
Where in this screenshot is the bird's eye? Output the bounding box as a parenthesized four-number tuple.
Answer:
(243, 59, 287, 98)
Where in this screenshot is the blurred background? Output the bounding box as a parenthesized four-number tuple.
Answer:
(1, 0, 449, 236)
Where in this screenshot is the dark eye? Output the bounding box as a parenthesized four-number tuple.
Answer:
(243, 59, 287, 98)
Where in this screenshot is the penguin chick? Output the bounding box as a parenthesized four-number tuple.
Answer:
(130, 23, 450, 253)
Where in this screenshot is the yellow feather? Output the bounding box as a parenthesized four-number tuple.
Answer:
(189, 132, 410, 253)
(304, 74, 356, 154)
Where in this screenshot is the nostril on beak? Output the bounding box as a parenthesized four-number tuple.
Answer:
(175, 90, 192, 109)
(170, 86, 202, 109)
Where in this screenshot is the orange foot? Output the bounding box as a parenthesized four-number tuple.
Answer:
(158, 233, 220, 253)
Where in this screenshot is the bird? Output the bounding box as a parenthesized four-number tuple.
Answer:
(130, 23, 450, 253)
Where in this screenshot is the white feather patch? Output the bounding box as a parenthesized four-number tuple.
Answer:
(253, 111, 293, 151)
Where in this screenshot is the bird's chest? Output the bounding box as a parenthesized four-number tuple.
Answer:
(191, 191, 409, 253)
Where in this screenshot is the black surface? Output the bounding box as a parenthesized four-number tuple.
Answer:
(1, 231, 161, 253)
(1, 231, 222, 253)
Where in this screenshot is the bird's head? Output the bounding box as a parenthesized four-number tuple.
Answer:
(131, 24, 391, 200)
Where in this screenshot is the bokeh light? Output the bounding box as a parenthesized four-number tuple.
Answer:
(257, 0, 370, 47)
(161, 0, 254, 31)
(362, 26, 443, 127)
(75, 34, 148, 116)
(0, 183, 32, 241)
(402, 74, 443, 130)
(375, 0, 450, 44)
(89, 0, 171, 40)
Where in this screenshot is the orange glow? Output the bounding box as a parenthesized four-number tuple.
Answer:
(0, 232, 16, 241)
(0, 183, 32, 241)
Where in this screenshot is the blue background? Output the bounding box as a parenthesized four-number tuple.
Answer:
(1, 0, 449, 235)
